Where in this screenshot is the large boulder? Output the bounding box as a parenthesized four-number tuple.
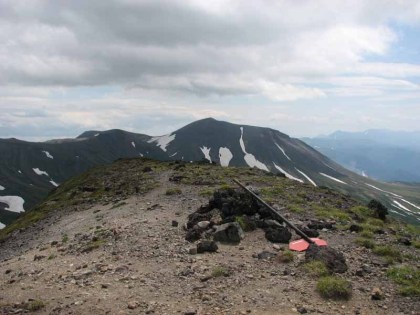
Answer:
(305, 244, 347, 273)
(213, 222, 244, 244)
(264, 226, 292, 243)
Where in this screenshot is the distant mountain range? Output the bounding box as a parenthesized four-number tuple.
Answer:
(1, 118, 419, 228)
(302, 130, 420, 183)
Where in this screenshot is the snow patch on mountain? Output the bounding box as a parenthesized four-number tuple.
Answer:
(398, 198, 420, 210)
(200, 146, 212, 163)
(0, 196, 25, 213)
(94, 133, 100, 137)
(42, 151, 54, 159)
(239, 127, 269, 171)
(275, 143, 291, 161)
(148, 133, 176, 152)
(33, 168, 49, 177)
(50, 180, 59, 187)
(362, 171, 368, 177)
(131, 141, 136, 148)
(392, 200, 413, 213)
(0, 222, 5, 229)
(18, 170, 22, 174)
(365, 183, 402, 198)
(320, 173, 347, 184)
(273, 163, 303, 183)
(295, 168, 317, 186)
(0, 185, 4, 191)
(170, 152, 177, 157)
(219, 147, 233, 167)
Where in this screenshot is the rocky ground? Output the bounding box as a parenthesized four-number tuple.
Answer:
(0, 159, 419, 314)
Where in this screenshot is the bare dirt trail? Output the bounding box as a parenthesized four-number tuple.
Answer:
(0, 168, 418, 315)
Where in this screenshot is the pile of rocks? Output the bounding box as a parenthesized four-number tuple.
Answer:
(185, 187, 294, 250)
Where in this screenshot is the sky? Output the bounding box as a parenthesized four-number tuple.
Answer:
(0, 0, 420, 141)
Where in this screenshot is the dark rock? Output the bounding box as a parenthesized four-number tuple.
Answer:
(349, 224, 362, 232)
(33, 255, 46, 261)
(305, 244, 347, 273)
(264, 226, 292, 243)
(257, 251, 276, 260)
(307, 221, 334, 230)
(187, 212, 213, 229)
(171, 220, 179, 227)
(188, 247, 197, 255)
(302, 227, 319, 237)
(297, 306, 308, 314)
(142, 166, 153, 172)
(399, 237, 411, 246)
(197, 240, 218, 253)
(169, 175, 185, 182)
(213, 222, 244, 244)
(79, 185, 96, 192)
(185, 227, 202, 242)
(184, 310, 197, 315)
(4, 269, 12, 274)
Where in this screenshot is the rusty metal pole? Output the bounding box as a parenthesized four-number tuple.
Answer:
(233, 178, 314, 244)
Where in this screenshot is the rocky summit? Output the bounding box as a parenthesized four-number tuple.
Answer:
(0, 158, 419, 314)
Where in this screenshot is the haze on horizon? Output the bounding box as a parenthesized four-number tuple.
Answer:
(1, 0, 420, 141)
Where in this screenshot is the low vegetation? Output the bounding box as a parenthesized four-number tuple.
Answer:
(23, 300, 45, 311)
(303, 260, 330, 277)
(355, 237, 376, 249)
(387, 266, 420, 296)
(373, 245, 402, 262)
(165, 187, 182, 195)
(276, 250, 294, 263)
(211, 266, 230, 278)
(316, 276, 352, 300)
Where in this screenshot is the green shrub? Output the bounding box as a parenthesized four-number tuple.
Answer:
(62, 234, 69, 243)
(303, 260, 330, 277)
(355, 238, 376, 249)
(387, 266, 420, 296)
(367, 199, 388, 220)
(316, 276, 352, 299)
(165, 187, 182, 195)
(211, 266, 230, 278)
(24, 300, 45, 311)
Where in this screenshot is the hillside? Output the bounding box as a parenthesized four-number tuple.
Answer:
(1, 118, 420, 230)
(302, 130, 420, 183)
(0, 158, 419, 314)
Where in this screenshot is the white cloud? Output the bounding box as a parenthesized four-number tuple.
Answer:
(0, 0, 419, 138)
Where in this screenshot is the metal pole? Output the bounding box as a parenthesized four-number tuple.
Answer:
(233, 178, 314, 244)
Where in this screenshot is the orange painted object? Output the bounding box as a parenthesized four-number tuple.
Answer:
(289, 238, 328, 252)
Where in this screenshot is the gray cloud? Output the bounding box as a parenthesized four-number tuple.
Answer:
(0, 0, 420, 138)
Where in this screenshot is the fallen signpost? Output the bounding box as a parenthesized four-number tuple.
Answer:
(232, 178, 327, 251)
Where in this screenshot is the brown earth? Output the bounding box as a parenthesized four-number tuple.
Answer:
(0, 160, 419, 315)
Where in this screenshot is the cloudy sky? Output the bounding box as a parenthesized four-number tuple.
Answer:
(1, 0, 420, 140)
